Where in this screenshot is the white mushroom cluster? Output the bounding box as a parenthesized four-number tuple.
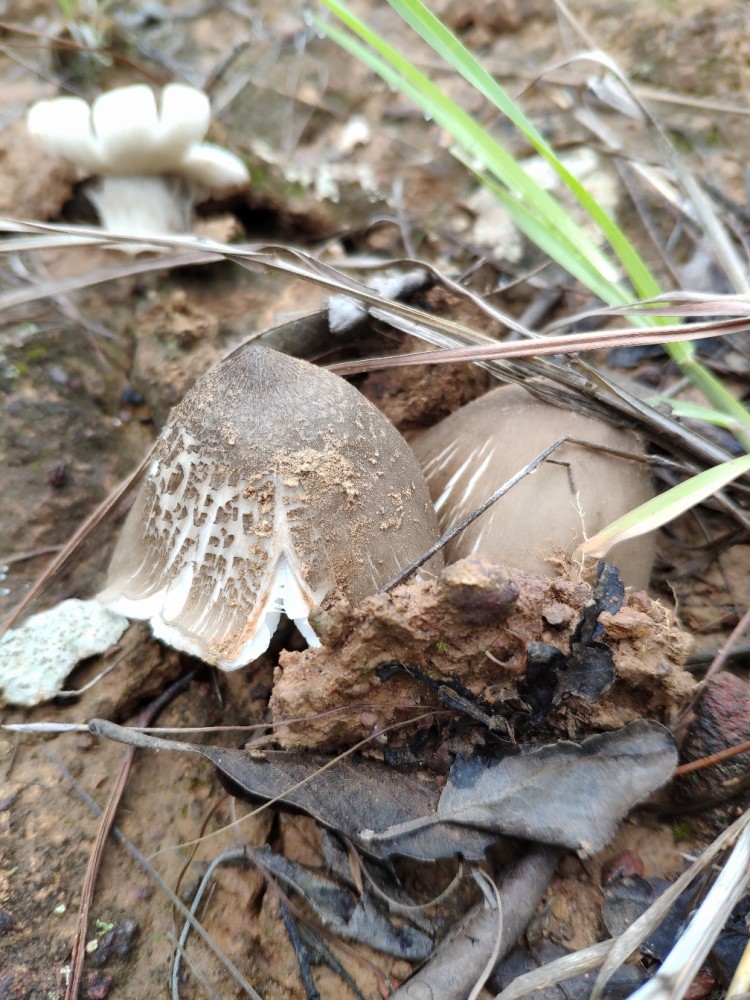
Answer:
(27, 83, 249, 242)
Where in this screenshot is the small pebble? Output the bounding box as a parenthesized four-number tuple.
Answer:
(86, 972, 114, 1000)
(0, 790, 20, 812)
(439, 556, 518, 626)
(76, 733, 96, 751)
(683, 969, 716, 1000)
(120, 387, 144, 406)
(601, 850, 645, 885)
(90, 918, 139, 967)
(47, 462, 68, 488)
(542, 602, 574, 627)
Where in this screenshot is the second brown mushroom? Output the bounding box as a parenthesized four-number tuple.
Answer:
(411, 384, 655, 590)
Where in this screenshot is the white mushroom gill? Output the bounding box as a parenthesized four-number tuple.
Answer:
(99, 347, 443, 670)
(27, 83, 249, 242)
(411, 384, 656, 590)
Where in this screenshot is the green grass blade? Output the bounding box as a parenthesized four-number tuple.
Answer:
(575, 453, 750, 561)
(316, 0, 750, 444)
(649, 399, 746, 433)
(315, 2, 621, 289)
(388, 0, 662, 301)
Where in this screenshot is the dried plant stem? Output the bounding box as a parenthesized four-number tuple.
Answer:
(171, 846, 250, 1000)
(674, 738, 750, 776)
(467, 871, 503, 1000)
(389, 847, 559, 1000)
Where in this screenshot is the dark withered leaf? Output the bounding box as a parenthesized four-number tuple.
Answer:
(530, 939, 646, 999)
(602, 874, 710, 963)
(711, 906, 750, 985)
(556, 561, 623, 702)
(603, 873, 750, 987)
(603, 875, 657, 940)
(491, 947, 565, 999)
(585, 562, 626, 634)
(360, 720, 677, 859)
(492, 942, 647, 999)
(520, 642, 567, 723)
(557, 639, 615, 702)
(89, 718, 492, 860)
(252, 846, 433, 960)
(90, 718, 675, 861)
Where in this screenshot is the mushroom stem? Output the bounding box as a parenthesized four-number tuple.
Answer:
(85, 175, 194, 244)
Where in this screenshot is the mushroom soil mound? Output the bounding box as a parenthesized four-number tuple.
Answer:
(270, 556, 694, 751)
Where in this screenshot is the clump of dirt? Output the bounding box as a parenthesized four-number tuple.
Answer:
(359, 348, 488, 432)
(358, 286, 502, 432)
(270, 555, 694, 751)
(0, 119, 77, 219)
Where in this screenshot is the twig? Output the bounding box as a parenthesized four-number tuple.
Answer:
(166, 929, 223, 1000)
(0, 546, 62, 565)
(171, 846, 252, 1000)
(389, 846, 559, 1000)
(467, 871, 503, 1000)
(674, 738, 750, 777)
(279, 897, 321, 1000)
(0, 20, 165, 82)
(90, 712, 441, 857)
(353, 847, 464, 915)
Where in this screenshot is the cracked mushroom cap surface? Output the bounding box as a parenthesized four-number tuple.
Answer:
(99, 347, 443, 669)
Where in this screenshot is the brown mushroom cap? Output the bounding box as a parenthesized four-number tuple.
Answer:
(100, 347, 443, 669)
(411, 384, 655, 589)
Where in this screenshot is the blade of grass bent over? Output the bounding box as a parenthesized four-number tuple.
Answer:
(574, 452, 750, 562)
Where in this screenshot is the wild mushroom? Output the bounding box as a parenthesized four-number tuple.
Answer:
(98, 346, 443, 669)
(26, 83, 249, 242)
(411, 384, 655, 589)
